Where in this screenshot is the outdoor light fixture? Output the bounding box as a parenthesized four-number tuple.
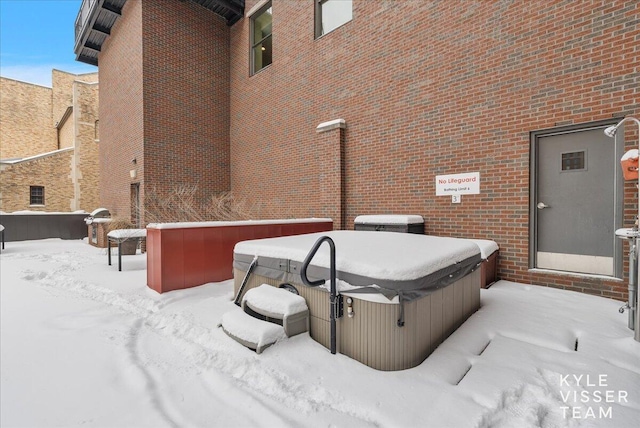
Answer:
(604, 116, 640, 138)
(606, 116, 640, 342)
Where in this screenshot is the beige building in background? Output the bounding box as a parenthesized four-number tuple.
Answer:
(0, 69, 99, 212)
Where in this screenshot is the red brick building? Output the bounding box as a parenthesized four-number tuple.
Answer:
(75, 0, 639, 299)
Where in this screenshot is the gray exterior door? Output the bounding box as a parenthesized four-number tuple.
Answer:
(532, 124, 623, 276)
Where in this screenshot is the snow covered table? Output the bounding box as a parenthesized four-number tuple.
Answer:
(107, 228, 147, 271)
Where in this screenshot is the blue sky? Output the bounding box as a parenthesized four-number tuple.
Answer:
(0, 0, 97, 87)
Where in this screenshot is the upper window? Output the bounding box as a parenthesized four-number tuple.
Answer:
(251, 3, 272, 75)
(30, 186, 44, 205)
(315, 0, 352, 38)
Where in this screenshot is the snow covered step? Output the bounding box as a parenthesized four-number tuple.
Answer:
(242, 284, 309, 337)
(220, 310, 286, 354)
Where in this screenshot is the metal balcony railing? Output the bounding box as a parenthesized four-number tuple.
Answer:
(74, 0, 98, 50)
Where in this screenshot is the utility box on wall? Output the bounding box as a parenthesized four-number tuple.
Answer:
(354, 215, 425, 234)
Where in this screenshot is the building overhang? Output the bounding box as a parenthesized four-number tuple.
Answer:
(74, 0, 244, 66)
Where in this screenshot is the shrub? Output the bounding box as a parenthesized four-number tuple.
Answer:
(143, 186, 261, 224)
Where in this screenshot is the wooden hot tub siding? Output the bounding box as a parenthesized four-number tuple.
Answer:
(233, 268, 481, 371)
(146, 220, 333, 293)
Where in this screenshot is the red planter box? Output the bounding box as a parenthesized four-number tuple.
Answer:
(146, 219, 333, 293)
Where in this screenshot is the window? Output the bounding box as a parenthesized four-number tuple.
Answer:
(30, 186, 44, 205)
(561, 151, 586, 171)
(315, 0, 352, 38)
(251, 3, 272, 74)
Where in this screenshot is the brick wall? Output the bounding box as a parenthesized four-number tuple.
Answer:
(98, 0, 230, 223)
(98, 0, 144, 219)
(52, 70, 98, 128)
(0, 70, 99, 212)
(228, 0, 639, 298)
(58, 113, 74, 149)
(0, 149, 74, 212)
(75, 81, 100, 212)
(0, 77, 56, 159)
(141, 0, 231, 222)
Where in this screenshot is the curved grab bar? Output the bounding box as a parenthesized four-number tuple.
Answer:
(300, 236, 339, 354)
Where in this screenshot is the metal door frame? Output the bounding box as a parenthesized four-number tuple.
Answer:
(529, 119, 624, 278)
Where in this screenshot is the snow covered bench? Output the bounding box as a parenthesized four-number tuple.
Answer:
(107, 228, 147, 271)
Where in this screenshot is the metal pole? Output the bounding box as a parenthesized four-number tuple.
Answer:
(629, 239, 637, 330)
(636, 236, 640, 341)
(636, 121, 640, 342)
(607, 117, 640, 342)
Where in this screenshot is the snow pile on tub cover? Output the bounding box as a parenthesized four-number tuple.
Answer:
(234, 230, 480, 281)
(243, 284, 308, 316)
(466, 239, 499, 259)
(354, 215, 424, 225)
(220, 310, 285, 348)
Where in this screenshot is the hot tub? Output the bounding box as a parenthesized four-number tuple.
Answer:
(233, 231, 482, 371)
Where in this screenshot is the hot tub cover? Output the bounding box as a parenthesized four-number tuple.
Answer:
(234, 231, 482, 301)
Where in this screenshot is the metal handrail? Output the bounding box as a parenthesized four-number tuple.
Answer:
(300, 236, 340, 355)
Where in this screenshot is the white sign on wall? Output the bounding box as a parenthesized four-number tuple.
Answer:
(436, 172, 480, 196)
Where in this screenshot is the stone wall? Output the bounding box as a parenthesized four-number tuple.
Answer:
(0, 149, 74, 212)
(0, 78, 56, 159)
(0, 70, 99, 212)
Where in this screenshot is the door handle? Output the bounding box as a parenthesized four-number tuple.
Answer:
(537, 202, 549, 209)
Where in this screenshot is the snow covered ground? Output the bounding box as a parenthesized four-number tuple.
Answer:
(1, 238, 639, 428)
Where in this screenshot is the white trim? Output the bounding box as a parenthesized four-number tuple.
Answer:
(147, 218, 333, 230)
(528, 268, 623, 282)
(316, 118, 346, 132)
(0, 147, 74, 165)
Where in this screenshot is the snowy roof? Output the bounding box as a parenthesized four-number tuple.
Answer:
(234, 230, 480, 281)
